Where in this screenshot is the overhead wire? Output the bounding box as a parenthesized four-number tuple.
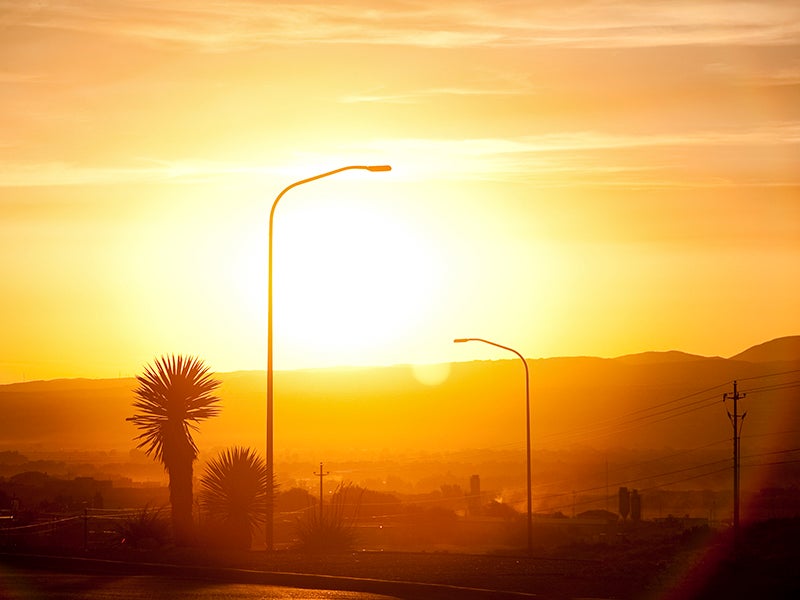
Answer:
(298, 371, 798, 502)
(536, 370, 798, 447)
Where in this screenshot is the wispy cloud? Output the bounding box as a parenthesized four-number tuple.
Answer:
(0, 155, 383, 187)
(0, 72, 50, 84)
(352, 124, 800, 159)
(6, 1, 798, 51)
(2, 124, 796, 188)
(0, 158, 276, 187)
(340, 86, 530, 104)
(344, 124, 800, 185)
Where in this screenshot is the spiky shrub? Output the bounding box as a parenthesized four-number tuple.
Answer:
(115, 505, 169, 550)
(128, 355, 221, 546)
(296, 482, 362, 553)
(199, 446, 272, 550)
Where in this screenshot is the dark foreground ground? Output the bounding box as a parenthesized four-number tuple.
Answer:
(2, 519, 799, 599)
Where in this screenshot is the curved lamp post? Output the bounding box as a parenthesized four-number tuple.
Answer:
(454, 337, 532, 555)
(266, 164, 391, 551)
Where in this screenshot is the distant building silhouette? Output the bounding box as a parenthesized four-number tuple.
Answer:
(619, 487, 630, 520)
(631, 489, 642, 522)
(468, 475, 481, 516)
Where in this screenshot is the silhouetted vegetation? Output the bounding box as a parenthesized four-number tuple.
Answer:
(296, 482, 362, 553)
(275, 486, 315, 513)
(114, 504, 169, 549)
(198, 446, 272, 550)
(127, 355, 221, 546)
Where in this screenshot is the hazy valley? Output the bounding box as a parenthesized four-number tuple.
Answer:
(1, 337, 797, 518)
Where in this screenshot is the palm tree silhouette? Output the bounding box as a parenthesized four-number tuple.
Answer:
(128, 355, 221, 546)
(199, 446, 272, 550)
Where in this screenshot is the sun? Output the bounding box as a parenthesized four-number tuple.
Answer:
(279, 200, 441, 361)
(230, 191, 443, 369)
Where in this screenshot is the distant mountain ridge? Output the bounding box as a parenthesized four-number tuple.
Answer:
(615, 336, 800, 366)
(614, 350, 715, 365)
(0, 336, 797, 458)
(729, 335, 800, 363)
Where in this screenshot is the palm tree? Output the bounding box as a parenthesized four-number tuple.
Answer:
(128, 354, 221, 546)
(199, 446, 273, 550)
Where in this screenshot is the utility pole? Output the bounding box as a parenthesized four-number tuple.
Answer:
(724, 380, 746, 550)
(314, 462, 330, 521)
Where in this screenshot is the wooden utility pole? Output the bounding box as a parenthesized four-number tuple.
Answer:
(314, 462, 330, 521)
(724, 381, 746, 550)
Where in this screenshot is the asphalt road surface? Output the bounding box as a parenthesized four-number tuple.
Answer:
(0, 568, 403, 600)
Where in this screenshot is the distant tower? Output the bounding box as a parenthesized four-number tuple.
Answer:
(468, 474, 481, 516)
(630, 489, 641, 522)
(618, 487, 630, 520)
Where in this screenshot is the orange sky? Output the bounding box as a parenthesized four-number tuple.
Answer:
(1, 1, 798, 383)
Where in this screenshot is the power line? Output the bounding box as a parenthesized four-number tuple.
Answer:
(640, 458, 800, 492)
(741, 380, 800, 395)
(537, 393, 722, 446)
(607, 437, 730, 474)
(741, 447, 800, 463)
(528, 432, 800, 499)
(321, 370, 799, 469)
(622, 381, 731, 418)
(538, 445, 800, 505)
(736, 368, 800, 382)
(538, 369, 798, 447)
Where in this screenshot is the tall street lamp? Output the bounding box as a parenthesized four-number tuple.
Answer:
(266, 164, 391, 551)
(454, 337, 532, 555)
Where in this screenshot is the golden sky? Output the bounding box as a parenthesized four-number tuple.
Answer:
(1, 1, 798, 383)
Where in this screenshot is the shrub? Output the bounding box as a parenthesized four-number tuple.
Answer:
(296, 482, 362, 553)
(115, 505, 169, 549)
(199, 446, 272, 550)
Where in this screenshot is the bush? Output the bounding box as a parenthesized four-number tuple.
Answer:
(198, 447, 272, 551)
(296, 483, 361, 553)
(115, 505, 169, 549)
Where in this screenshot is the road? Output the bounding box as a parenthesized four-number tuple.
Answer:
(0, 568, 402, 600)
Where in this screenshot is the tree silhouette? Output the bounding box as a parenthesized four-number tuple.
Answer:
(199, 446, 272, 550)
(128, 355, 221, 546)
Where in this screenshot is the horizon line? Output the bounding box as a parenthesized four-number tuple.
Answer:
(4, 335, 798, 387)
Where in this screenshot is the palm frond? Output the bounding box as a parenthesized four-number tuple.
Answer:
(128, 354, 221, 463)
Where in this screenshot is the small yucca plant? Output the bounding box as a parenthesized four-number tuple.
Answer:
(115, 505, 169, 549)
(199, 446, 274, 550)
(296, 482, 362, 553)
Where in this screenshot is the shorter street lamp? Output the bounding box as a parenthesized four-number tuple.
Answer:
(454, 337, 532, 555)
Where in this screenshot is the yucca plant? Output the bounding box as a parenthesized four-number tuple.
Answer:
(199, 446, 273, 550)
(296, 482, 362, 553)
(127, 355, 221, 546)
(115, 504, 169, 549)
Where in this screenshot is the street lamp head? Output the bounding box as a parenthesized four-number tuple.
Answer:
(453, 338, 470, 343)
(366, 165, 392, 172)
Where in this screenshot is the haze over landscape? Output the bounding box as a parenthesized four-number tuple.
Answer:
(1, 2, 799, 596)
(2, 336, 797, 518)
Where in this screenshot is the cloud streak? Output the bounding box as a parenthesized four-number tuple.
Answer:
(6, 1, 799, 51)
(4, 122, 796, 188)
(340, 86, 531, 104)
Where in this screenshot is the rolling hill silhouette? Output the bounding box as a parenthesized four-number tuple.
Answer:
(1, 337, 797, 466)
(730, 335, 800, 363)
